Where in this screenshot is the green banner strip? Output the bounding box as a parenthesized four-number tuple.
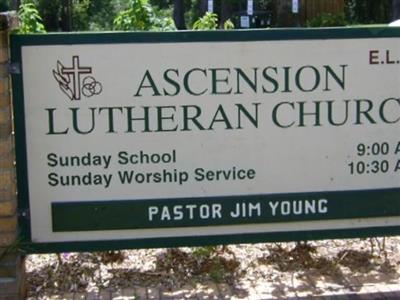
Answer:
(52, 188, 400, 232)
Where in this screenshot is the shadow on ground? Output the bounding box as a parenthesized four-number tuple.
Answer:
(26, 241, 400, 299)
(257, 242, 399, 299)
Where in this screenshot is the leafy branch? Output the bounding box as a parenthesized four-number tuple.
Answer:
(18, 1, 46, 34)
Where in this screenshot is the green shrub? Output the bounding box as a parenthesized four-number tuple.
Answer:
(18, 2, 46, 33)
(224, 18, 235, 30)
(192, 12, 218, 30)
(307, 13, 348, 27)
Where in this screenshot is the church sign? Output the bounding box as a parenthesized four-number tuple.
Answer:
(11, 28, 400, 252)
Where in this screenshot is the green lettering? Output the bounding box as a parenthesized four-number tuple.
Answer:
(71, 107, 96, 134)
(208, 105, 233, 130)
(98, 107, 123, 133)
(354, 99, 376, 125)
(210, 68, 232, 95)
(156, 106, 178, 132)
(379, 97, 400, 124)
(272, 102, 295, 128)
(182, 105, 205, 131)
(324, 65, 347, 91)
(262, 67, 279, 93)
(163, 69, 180, 96)
(296, 66, 320, 92)
(134, 70, 161, 97)
(125, 106, 152, 133)
(298, 101, 322, 127)
(235, 68, 258, 94)
(46, 108, 68, 135)
(184, 68, 207, 96)
(236, 103, 260, 129)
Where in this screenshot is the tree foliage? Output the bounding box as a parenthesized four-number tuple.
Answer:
(86, 0, 124, 30)
(113, 0, 154, 30)
(113, 0, 176, 31)
(346, 0, 392, 24)
(18, 1, 46, 33)
(11, 0, 400, 32)
(0, 0, 9, 11)
(394, 0, 400, 20)
(34, 0, 63, 31)
(192, 11, 235, 30)
(307, 13, 348, 27)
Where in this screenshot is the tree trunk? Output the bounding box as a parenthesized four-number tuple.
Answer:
(39, 0, 60, 31)
(276, 0, 294, 27)
(199, 0, 208, 15)
(173, 0, 186, 30)
(220, 0, 232, 27)
(61, 0, 72, 32)
(393, 0, 400, 20)
(11, 0, 20, 10)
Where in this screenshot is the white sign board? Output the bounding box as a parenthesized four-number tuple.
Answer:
(12, 29, 400, 250)
(240, 16, 250, 28)
(292, 0, 299, 13)
(208, 0, 213, 12)
(247, 0, 254, 16)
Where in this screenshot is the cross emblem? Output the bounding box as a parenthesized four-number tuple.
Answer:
(53, 56, 102, 101)
(61, 56, 92, 100)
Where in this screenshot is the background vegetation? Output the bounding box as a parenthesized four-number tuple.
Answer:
(1, 0, 399, 33)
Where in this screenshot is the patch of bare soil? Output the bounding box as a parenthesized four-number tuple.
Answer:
(25, 237, 400, 298)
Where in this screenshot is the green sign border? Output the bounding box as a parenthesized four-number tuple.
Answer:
(10, 27, 400, 254)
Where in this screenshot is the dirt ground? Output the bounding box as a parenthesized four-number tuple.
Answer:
(25, 237, 400, 299)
